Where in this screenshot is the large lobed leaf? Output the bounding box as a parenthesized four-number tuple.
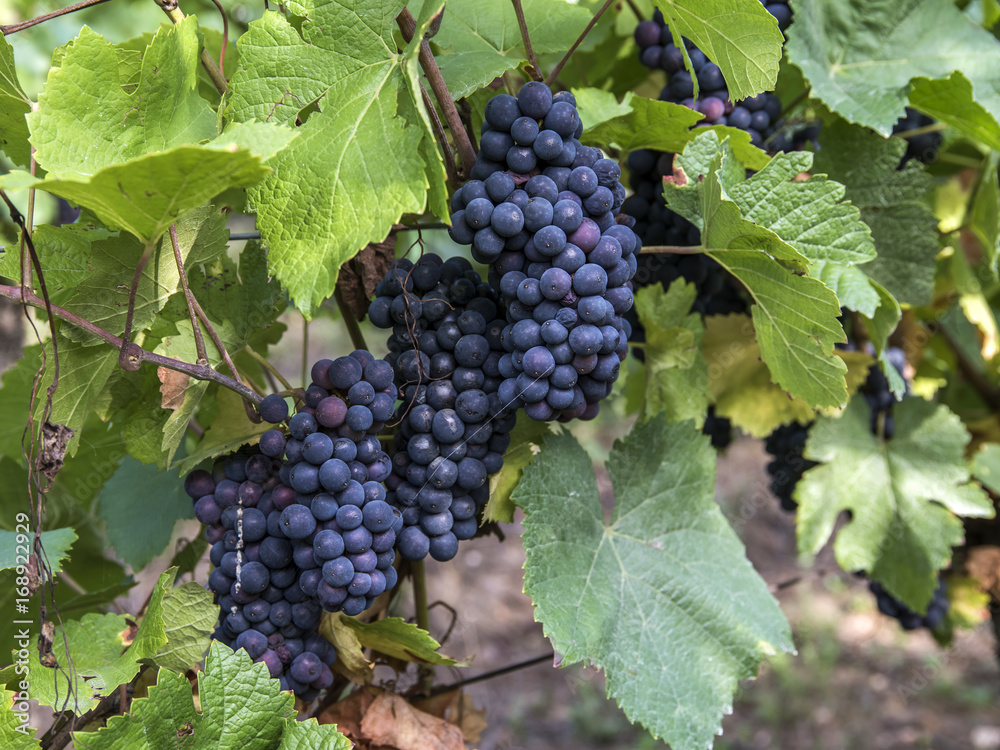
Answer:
(663, 132, 853, 408)
(812, 119, 938, 307)
(74, 642, 352, 749)
(513, 416, 793, 749)
(796, 397, 995, 612)
(786, 0, 1000, 135)
(634, 280, 711, 424)
(579, 91, 769, 170)
(227, 4, 434, 316)
(0, 35, 31, 167)
(422, 0, 593, 99)
(653, 0, 784, 101)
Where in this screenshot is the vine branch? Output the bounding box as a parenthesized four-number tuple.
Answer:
(169, 224, 208, 364)
(397, 8, 477, 176)
(1, 0, 114, 35)
(420, 81, 459, 183)
(511, 0, 542, 82)
(428, 652, 555, 697)
(335, 287, 369, 352)
(544, 0, 614, 85)
(118, 243, 155, 372)
(0, 284, 262, 403)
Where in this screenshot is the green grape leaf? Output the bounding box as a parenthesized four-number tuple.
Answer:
(634, 280, 711, 424)
(971, 152, 1000, 272)
(195, 642, 294, 748)
(0, 223, 112, 293)
(0, 569, 167, 713)
(786, 0, 1000, 135)
(227, 8, 429, 316)
(175, 388, 270, 475)
(0, 528, 76, 574)
(663, 132, 848, 408)
(37, 335, 119, 454)
(338, 617, 466, 666)
(0, 604, 157, 713)
(796, 397, 995, 612)
(909, 72, 1000, 152)
(862, 280, 905, 398)
(702, 314, 872, 437)
(710, 251, 847, 408)
(0, 346, 39, 461)
(29, 19, 215, 177)
(973, 442, 1000, 494)
(277, 719, 353, 750)
(581, 93, 770, 170)
(485, 418, 553, 524)
(61, 205, 228, 346)
(727, 150, 876, 269)
(75, 643, 351, 749)
(0, 36, 31, 167)
(572, 87, 634, 131)
(812, 119, 938, 306)
(423, 0, 592, 99)
(513, 417, 793, 749)
(24, 145, 271, 245)
(653, 0, 783, 101)
(0, 690, 39, 749)
(150, 581, 217, 673)
(95, 458, 194, 569)
(72, 668, 198, 750)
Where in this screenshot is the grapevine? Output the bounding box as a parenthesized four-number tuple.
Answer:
(0, 1, 999, 749)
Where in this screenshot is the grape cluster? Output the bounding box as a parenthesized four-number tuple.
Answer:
(869, 578, 949, 631)
(184, 449, 338, 699)
(369, 255, 516, 562)
(184, 351, 407, 696)
(892, 108, 942, 166)
(764, 347, 909, 511)
(449, 83, 636, 421)
(764, 422, 817, 512)
(633, 11, 782, 146)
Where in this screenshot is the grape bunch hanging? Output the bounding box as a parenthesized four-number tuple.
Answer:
(448, 83, 637, 422)
(180, 83, 646, 695)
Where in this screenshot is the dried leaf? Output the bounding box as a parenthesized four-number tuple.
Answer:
(335, 237, 396, 320)
(38, 621, 56, 668)
(318, 612, 373, 684)
(414, 690, 487, 745)
(317, 688, 375, 744)
(38, 421, 73, 482)
(157, 366, 190, 410)
(965, 545, 1000, 598)
(361, 692, 465, 750)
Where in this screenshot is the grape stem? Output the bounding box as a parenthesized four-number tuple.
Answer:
(396, 8, 478, 177)
(0, 283, 263, 404)
(118, 243, 155, 372)
(511, 0, 543, 82)
(243, 344, 295, 392)
(207, 0, 229, 74)
(544, 0, 614, 85)
(1, 0, 114, 34)
(420, 80, 460, 183)
(169, 224, 209, 365)
(335, 286, 370, 352)
(189, 291, 263, 421)
(894, 121, 948, 139)
(411, 559, 434, 692)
